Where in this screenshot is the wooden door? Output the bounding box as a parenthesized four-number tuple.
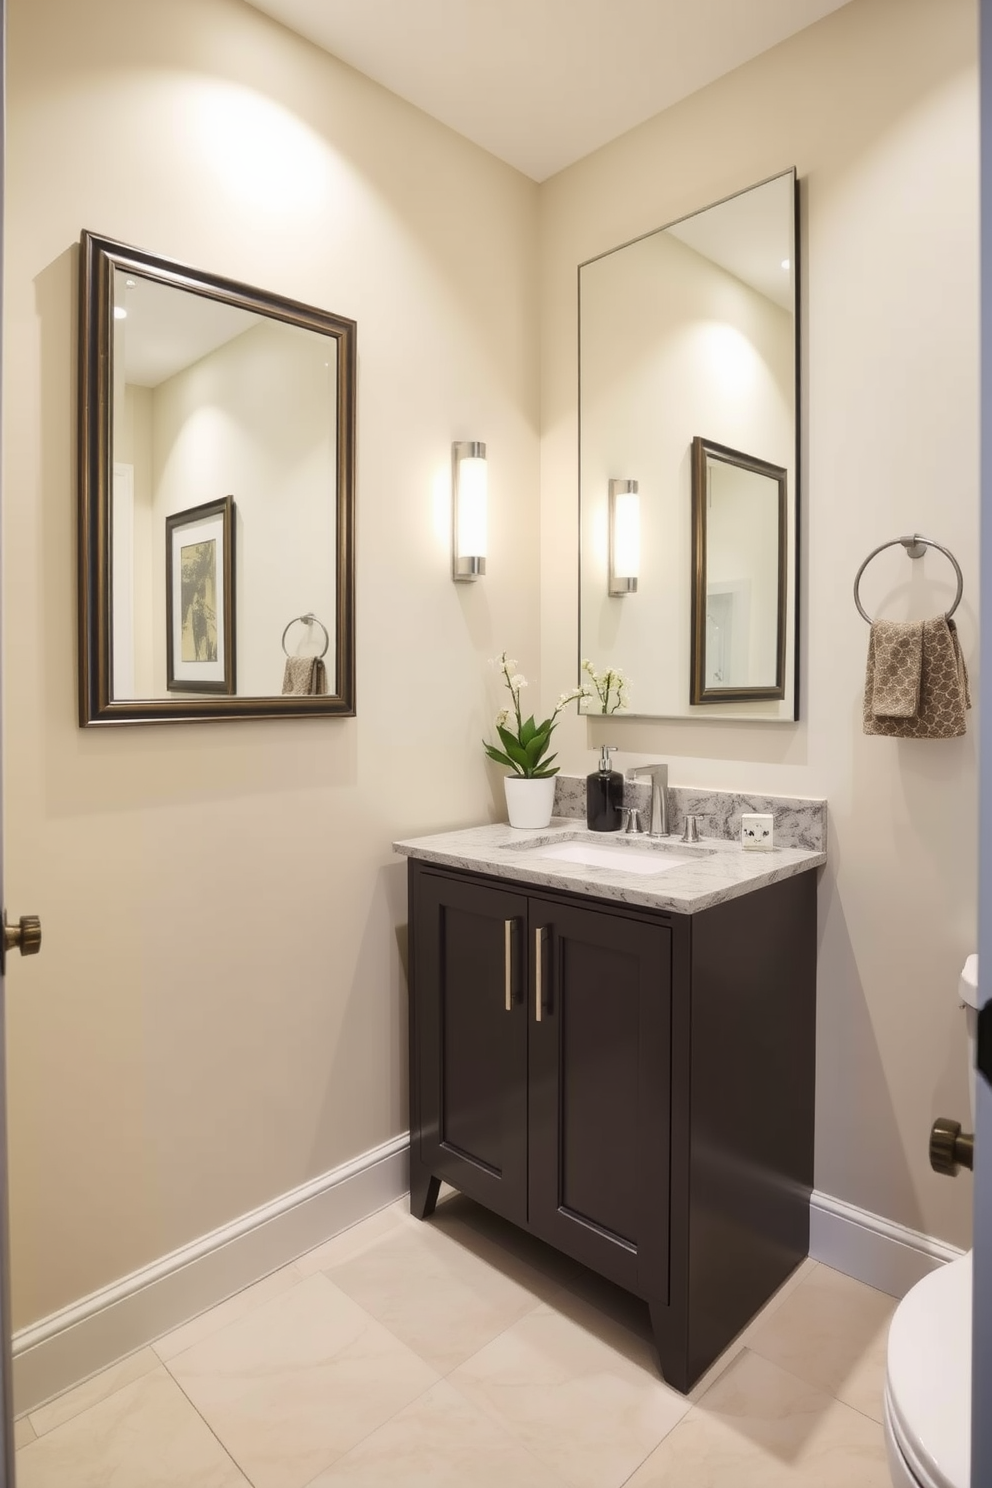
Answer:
(0, 11, 23, 1473)
(527, 896, 672, 1294)
(411, 868, 529, 1224)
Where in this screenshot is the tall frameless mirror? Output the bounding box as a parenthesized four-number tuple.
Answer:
(79, 231, 356, 725)
(578, 169, 799, 721)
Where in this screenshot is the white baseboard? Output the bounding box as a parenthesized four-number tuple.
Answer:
(10, 1159, 961, 1416)
(12, 1133, 409, 1416)
(810, 1189, 965, 1298)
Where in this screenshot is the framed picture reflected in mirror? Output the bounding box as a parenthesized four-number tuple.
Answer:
(165, 496, 236, 695)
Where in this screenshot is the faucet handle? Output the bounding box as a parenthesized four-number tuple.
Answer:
(626, 763, 668, 782)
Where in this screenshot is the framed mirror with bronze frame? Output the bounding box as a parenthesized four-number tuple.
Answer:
(78, 229, 356, 725)
(690, 436, 788, 705)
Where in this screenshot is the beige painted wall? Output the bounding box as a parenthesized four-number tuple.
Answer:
(541, 0, 979, 1247)
(4, 0, 539, 1327)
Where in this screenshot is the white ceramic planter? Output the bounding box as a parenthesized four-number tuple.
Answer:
(504, 775, 557, 829)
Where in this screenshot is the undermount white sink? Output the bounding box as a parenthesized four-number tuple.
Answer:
(511, 838, 696, 877)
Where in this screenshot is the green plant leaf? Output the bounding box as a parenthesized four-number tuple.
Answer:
(497, 729, 531, 770)
(483, 743, 519, 771)
(524, 735, 546, 764)
(519, 715, 537, 746)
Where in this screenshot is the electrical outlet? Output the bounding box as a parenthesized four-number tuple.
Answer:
(741, 812, 773, 851)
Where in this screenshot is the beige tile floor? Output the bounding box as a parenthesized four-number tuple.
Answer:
(14, 1193, 896, 1487)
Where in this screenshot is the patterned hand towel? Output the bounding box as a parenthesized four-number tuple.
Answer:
(863, 615, 970, 738)
(869, 620, 923, 717)
(281, 656, 329, 696)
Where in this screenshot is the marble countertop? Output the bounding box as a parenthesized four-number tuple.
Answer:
(393, 820, 826, 915)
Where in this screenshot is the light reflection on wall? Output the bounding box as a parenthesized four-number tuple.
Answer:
(190, 83, 333, 214)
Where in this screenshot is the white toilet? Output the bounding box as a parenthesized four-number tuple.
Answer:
(883, 954, 977, 1488)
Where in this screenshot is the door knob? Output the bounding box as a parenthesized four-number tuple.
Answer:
(929, 1116, 974, 1176)
(2, 912, 42, 964)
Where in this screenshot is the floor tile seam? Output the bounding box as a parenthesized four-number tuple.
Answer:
(157, 1273, 449, 1483)
(424, 1289, 565, 1381)
(435, 1375, 591, 1488)
(292, 1374, 444, 1488)
(159, 1266, 380, 1374)
(725, 1343, 885, 1425)
(24, 1343, 161, 1437)
(730, 1258, 821, 1347)
(441, 1367, 692, 1488)
(150, 1261, 306, 1363)
(163, 1363, 264, 1486)
(614, 1404, 696, 1488)
(832, 1393, 886, 1428)
(305, 1218, 417, 1277)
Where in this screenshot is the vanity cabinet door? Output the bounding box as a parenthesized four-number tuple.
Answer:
(412, 870, 529, 1225)
(527, 897, 672, 1294)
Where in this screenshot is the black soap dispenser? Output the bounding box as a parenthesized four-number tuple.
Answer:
(587, 746, 624, 832)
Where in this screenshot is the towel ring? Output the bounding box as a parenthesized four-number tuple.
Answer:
(281, 612, 330, 659)
(853, 534, 963, 624)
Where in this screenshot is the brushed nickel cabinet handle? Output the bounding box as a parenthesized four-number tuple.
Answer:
(504, 919, 514, 1011)
(535, 926, 545, 1022)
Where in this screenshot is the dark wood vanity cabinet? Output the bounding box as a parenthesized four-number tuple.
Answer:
(407, 858, 817, 1392)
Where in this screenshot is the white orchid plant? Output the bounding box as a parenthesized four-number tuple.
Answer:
(484, 653, 582, 779)
(580, 659, 630, 714)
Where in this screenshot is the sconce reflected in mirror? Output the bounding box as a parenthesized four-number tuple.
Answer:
(608, 478, 639, 595)
(452, 440, 487, 581)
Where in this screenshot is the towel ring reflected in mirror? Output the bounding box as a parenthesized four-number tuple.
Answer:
(853, 534, 964, 624)
(281, 612, 330, 659)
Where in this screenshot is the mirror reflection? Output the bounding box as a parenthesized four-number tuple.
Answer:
(79, 231, 356, 725)
(690, 438, 786, 702)
(113, 271, 337, 699)
(578, 170, 798, 721)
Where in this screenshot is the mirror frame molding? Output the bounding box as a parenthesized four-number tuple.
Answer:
(690, 435, 788, 705)
(78, 229, 357, 725)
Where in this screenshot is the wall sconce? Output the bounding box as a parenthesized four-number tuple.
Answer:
(608, 478, 639, 595)
(452, 440, 487, 581)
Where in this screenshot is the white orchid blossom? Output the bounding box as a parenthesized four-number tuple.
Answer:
(582, 662, 631, 714)
(484, 653, 582, 779)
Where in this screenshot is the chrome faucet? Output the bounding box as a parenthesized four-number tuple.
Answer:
(626, 764, 670, 838)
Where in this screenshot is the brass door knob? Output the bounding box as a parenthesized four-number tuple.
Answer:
(3, 913, 42, 960)
(930, 1116, 974, 1176)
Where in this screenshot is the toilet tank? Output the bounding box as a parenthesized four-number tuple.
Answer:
(960, 954, 979, 1124)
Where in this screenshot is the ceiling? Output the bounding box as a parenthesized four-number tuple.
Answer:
(243, 0, 852, 181)
(666, 171, 794, 310)
(116, 274, 261, 387)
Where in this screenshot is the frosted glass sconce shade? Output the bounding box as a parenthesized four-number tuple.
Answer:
(609, 479, 639, 595)
(452, 441, 487, 581)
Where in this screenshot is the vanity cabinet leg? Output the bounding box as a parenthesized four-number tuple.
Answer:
(410, 1166, 440, 1220)
(648, 1300, 691, 1394)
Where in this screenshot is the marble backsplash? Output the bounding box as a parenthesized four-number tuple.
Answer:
(553, 774, 827, 852)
